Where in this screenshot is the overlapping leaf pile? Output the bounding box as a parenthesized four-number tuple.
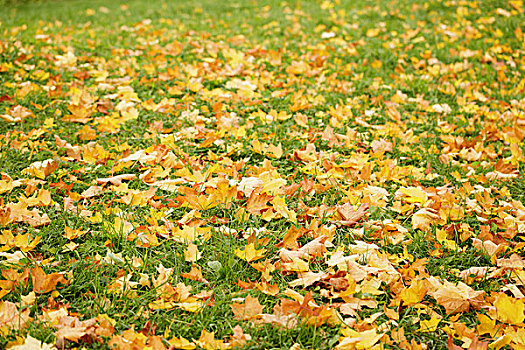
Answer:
(1, 0, 525, 349)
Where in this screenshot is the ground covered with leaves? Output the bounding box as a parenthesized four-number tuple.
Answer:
(0, 0, 525, 349)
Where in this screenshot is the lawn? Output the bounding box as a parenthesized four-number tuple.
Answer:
(0, 0, 524, 349)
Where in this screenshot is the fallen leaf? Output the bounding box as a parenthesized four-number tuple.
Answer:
(231, 295, 264, 320)
(412, 208, 441, 231)
(494, 293, 525, 325)
(234, 243, 267, 262)
(195, 329, 228, 350)
(7, 334, 55, 350)
(429, 280, 484, 315)
(31, 266, 67, 294)
(184, 243, 202, 263)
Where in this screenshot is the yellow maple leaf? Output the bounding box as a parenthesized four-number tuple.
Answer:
(184, 243, 202, 263)
(436, 229, 458, 251)
(489, 335, 512, 350)
(0, 179, 14, 194)
(477, 314, 497, 337)
(494, 293, 525, 324)
(168, 336, 196, 350)
(64, 226, 88, 240)
(195, 329, 228, 350)
(15, 234, 41, 252)
(337, 328, 383, 350)
(234, 243, 266, 262)
(260, 175, 286, 196)
(399, 279, 428, 306)
(175, 299, 206, 313)
(397, 187, 428, 205)
(419, 316, 441, 332)
(172, 225, 211, 243)
(283, 257, 310, 272)
(0, 231, 41, 252)
(366, 28, 380, 37)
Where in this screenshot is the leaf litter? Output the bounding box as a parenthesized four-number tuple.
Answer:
(0, 0, 525, 349)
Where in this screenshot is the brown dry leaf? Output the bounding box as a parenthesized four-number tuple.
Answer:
(81, 185, 105, 198)
(0, 267, 30, 297)
(467, 337, 489, 350)
(1, 105, 34, 123)
(245, 192, 272, 215)
(459, 267, 495, 282)
(19, 209, 51, 227)
(148, 335, 168, 350)
(0, 206, 12, 227)
(293, 143, 317, 163)
(446, 334, 463, 350)
(340, 298, 378, 316)
(258, 313, 298, 329)
(54, 316, 97, 345)
(22, 159, 59, 179)
(298, 235, 328, 258)
(266, 143, 283, 159)
(289, 271, 326, 288)
(472, 238, 507, 258)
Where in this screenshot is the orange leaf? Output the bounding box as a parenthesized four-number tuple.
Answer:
(231, 295, 264, 320)
(245, 192, 272, 215)
(255, 281, 279, 296)
(196, 329, 228, 350)
(181, 264, 208, 283)
(31, 266, 67, 294)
